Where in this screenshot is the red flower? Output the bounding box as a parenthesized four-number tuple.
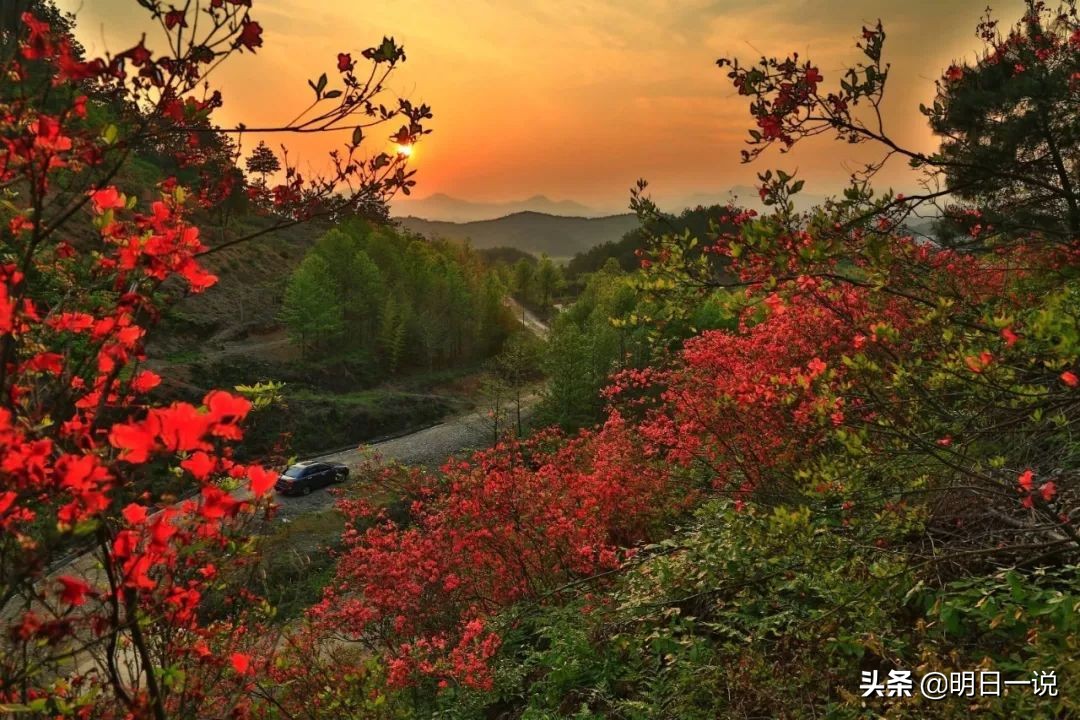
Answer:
(164, 9, 187, 30)
(122, 503, 148, 525)
(247, 465, 277, 495)
(1001, 327, 1018, 347)
(57, 576, 91, 606)
(1061, 370, 1078, 387)
(26, 352, 64, 375)
(205, 390, 252, 425)
(337, 53, 354, 72)
(1040, 481, 1058, 502)
(945, 65, 964, 82)
(0, 491, 15, 516)
(181, 451, 216, 481)
(109, 417, 159, 464)
(90, 187, 125, 212)
(131, 370, 161, 393)
(237, 20, 263, 51)
(153, 403, 211, 453)
(1018, 469, 1034, 491)
(125, 41, 152, 66)
(230, 652, 251, 674)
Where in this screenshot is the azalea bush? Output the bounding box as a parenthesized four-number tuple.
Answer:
(317, 2, 1080, 716)
(0, 1, 427, 717)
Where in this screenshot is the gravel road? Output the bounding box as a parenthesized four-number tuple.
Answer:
(251, 396, 539, 520)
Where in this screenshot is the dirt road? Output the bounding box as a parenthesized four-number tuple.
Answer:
(258, 396, 538, 520)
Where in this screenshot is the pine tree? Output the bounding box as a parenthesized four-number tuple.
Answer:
(244, 141, 280, 186)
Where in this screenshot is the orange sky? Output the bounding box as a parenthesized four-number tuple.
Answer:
(60, 0, 1026, 212)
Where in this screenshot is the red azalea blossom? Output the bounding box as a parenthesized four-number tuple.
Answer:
(231, 652, 251, 674)
(181, 451, 216, 481)
(57, 576, 92, 606)
(247, 465, 277, 495)
(131, 370, 161, 393)
(164, 9, 187, 29)
(121, 502, 148, 525)
(237, 20, 263, 50)
(90, 186, 125, 212)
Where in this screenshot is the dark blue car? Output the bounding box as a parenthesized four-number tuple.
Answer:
(274, 461, 348, 496)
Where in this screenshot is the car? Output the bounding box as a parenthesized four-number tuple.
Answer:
(274, 461, 348, 496)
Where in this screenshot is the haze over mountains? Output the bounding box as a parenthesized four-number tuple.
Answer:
(391, 193, 607, 223)
(393, 187, 833, 222)
(396, 213, 640, 259)
(392, 187, 836, 259)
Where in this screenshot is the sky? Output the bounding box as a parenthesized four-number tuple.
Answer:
(60, 0, 1026, 213)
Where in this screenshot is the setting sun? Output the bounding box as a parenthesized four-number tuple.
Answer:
(394, 143, 414, 158)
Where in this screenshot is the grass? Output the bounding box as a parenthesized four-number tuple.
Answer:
(255, 508, 348, 623)
(165, 348, 204, 364)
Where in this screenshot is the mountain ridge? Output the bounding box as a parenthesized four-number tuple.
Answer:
(391, 193, 606, 222)
(396, 211, 640, 259)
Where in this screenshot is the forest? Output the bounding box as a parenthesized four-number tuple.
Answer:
(280, 221, 508, 375)
(0, 1, 1079, 719)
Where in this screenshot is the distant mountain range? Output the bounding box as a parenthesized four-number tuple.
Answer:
(392, 187, 836, 225)
(391, 188, 840, 260)
(391, 193, 608, 223)
(396, 212, 640, 259)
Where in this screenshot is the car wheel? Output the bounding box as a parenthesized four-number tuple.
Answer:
(334, 471, 347, 483)
(302, 484, 312, 496)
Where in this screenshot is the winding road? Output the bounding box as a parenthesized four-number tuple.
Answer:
(20, 308, 548, 588)
(256, 395, 538, 520)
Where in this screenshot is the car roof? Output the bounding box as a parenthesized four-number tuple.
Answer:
(285, 461, 323, 473)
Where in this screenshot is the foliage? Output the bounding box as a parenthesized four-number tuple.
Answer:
(280, 221, 513, 375)
(564, 203, 738, 283)
(8, 0, 1080, 718)
(302, 3, 1080, 717)
(244, 141, 280, 184)
(0, 0, 430, 716)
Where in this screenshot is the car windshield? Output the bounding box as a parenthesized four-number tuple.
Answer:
(283, 466, 307, 478)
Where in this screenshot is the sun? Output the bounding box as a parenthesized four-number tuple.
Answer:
(394, 143, 414, 158)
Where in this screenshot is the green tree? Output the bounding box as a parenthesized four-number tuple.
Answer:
(929, 5, 1080, 241)
(244, 141, 280, 186)
(512, 257, 535, 306)
(496, 331, 543, 436)
(377, 296, 409, 374)
(279, 254, 343, 355)
(534, 254, 564, 313)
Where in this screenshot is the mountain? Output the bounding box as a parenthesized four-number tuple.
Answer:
(391, 193, 606, 222)
(396, 211, 640, 259)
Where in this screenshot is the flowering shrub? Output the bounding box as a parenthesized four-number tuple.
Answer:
(0, 1, 428, 716)
(312, 420, 686, 693)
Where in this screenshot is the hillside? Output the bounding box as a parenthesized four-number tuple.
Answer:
(396, 211, 640, 258)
